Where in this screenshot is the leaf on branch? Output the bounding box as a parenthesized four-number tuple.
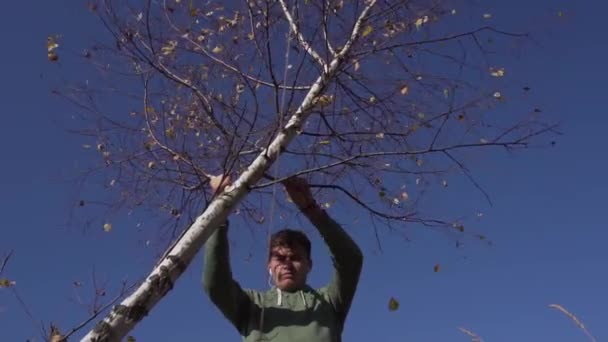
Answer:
(414, 16, 428, 30)
(0, 278, 16, 288)
(400, 85, 409, 95)
(165, 127, 176, 139)
(103, 223, 112, 232)
(362, 25, 373, 37)
(388, 297, 400, 311)
(212, 45, 224, 54)
(147, 161, 156, 169)
(161, 40, 177, 55)
(316, 95, 334, 107)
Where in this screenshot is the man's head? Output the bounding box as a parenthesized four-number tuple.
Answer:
(267, 229, 312, 292)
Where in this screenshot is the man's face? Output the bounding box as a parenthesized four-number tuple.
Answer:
(268, 245, 311, 291)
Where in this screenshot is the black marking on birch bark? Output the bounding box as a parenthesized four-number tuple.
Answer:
(167, 254, 187, 273)
(91, 320, 112, 342)
(114, 302, 150, 323)
(149, 265, 174, 296)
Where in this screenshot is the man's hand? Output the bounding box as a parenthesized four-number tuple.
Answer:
(209, 174, 232, 195)
(282, 177, 317, 210)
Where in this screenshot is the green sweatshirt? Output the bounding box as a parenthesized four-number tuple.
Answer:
(203, 210, 363, 342)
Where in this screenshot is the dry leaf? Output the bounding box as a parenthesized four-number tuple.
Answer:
(434, 264, 440, 272)
(362, 25, 373, 37)
(400, 85, 409, 95)
(103, 223, 112, 232)
(388, 297, 400, 311)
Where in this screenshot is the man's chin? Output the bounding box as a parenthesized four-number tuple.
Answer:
(277, 279, 300, 291)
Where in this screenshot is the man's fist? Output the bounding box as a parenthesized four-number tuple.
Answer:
(282, 176, 316, 210)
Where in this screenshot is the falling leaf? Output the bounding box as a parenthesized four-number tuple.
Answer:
(362, 25, 373, 37)
(392, 198, 400, 205)
(458, 113, 465, 121)
(490, 67, 505, 77)
(416, 159, 423, 167)
(483, 13, 492, 19)
(417, 112, 425, 119)
(557, 10, 564, 17)
(442, 180, 448, 187)
(451, 9, 457, 15)
(493, 91, 502, 99)
(375, 132, 384, 139)
(534, 108, 542, 113)
(523, 86, 531, 91)
(434, 264, 441, 272)
(388, 297, 400, 311)
(401, 192, 409, 200)
(79, 200, 85, 207)
(103, 223, 112, 232)
(47, 36, 59, 62)
(212, 45, 224, 53)
(400, 85, 409, 95)
(0, 278, 16, 288)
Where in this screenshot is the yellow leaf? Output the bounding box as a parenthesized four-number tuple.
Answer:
(362, 25, 373, 37)
(318, 140, 331, 145)
(161, 40, 177, 55)
(212, 45, 224, 53)
(388, 297, 400, 311)
(103, 223, 112, 232)
(400, 85, 409, 95)
(127, 336, 137, 342)
(165, 127, 176, 139)
(316, 94, 334, 107)
(490, 67, 505, 77)
(0, 278, 16, 288)
(414, 16, 428, 30)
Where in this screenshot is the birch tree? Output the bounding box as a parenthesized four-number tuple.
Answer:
(51, 0, 557, 340)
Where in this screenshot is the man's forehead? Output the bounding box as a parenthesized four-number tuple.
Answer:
(271, 246, 303, 255)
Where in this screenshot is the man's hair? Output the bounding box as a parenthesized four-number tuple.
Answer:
(268, 229, 311, 261)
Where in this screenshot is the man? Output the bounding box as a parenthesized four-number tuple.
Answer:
(203, 176, 363, 341)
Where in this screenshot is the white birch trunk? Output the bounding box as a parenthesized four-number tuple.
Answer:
(81, 2, 376, 340)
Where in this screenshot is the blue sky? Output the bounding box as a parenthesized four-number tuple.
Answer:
(1, 1, 606, 341)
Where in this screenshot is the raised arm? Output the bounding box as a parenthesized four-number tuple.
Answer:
(202, 175, 252, 333)
(283, 177, 363, 327)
